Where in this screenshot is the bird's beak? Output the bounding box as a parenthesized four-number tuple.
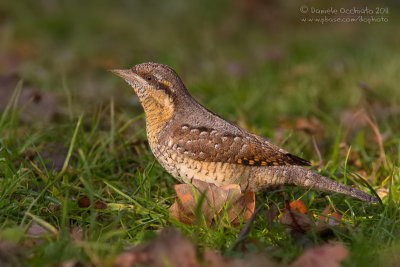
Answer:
(109, 69, 133, 81)
(110, 68, 145, 97)
(109, 69, 142, 91)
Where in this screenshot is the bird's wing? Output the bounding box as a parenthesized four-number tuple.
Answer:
(169, 124, 310, 166)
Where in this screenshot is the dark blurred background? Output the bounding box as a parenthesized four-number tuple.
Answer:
(0, 0, 399, 133)
(1, 2, 399, 264)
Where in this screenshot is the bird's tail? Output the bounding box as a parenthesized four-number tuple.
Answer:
(255, 166, 378, 203)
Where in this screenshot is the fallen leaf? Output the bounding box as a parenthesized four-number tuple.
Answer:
(203, 249, 279, 267)
(230, 191, 255, 226)
(24, 221, 57, 246)
(329, 213, 342, 227)
(290, 243, 349, 267)
(114, 229, 279, 267)
(376, 188, 388, 199)
(279, 200, 314, 232)
(78, 197, 107, 210)
(26, 222, 48, 236)
(279, 200, 344, 236)
(317, 204, 342, 230)
(114, 228, 197, 267)
(279, 209, 313, 233)
(169, 179, 255, 226)
(289, 200, 307, 214)
(203, 249, 240, 267)
(264, 204, 279, 230)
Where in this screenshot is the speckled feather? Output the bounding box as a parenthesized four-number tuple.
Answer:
(111, 62, 378, 203)
(161, 118, 310, 167)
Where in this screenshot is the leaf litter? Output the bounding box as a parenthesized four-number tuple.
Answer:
(169, 179, 255, 226)
(278, 200, 343, 234)
(290, 243, 348, 267)
(0, 199, 350, 267)
(114, 228, 278, 267)
(113, 227, 349, 267)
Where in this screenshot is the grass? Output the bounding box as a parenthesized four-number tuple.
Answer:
(0, 0, 400, 266)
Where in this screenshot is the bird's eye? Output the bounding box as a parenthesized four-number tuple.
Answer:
(145, 74, 153, 81)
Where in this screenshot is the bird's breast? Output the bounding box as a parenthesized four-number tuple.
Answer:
(143, 99, 174, 151)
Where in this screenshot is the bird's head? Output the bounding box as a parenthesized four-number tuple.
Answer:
(110, 62, 189, 112)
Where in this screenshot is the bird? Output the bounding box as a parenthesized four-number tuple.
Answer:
(111, 62, 378, 203)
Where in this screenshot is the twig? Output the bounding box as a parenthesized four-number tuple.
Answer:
(312, 135, 323, 167)
(231, 205, 263, 250)
(361, 110, 387, 171)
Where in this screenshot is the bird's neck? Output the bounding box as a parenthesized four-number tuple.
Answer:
(141, 96, 174, 147)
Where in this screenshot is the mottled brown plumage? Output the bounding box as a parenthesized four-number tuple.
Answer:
(111, 62, 378, 203)
(168, 124, 311, 167)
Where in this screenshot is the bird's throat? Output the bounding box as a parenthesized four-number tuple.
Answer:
(141, 97, 174, 149)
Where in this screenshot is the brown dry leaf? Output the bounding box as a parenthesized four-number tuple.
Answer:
(203, 249, 279, 267)
(203, 249, 242, 267)
(230, 191, 255, 226)
(264, 204, 280, 230)
(329, 213, 342, 227)
(376, 188, 388, 199)
(280, 201, 344, 235)
(279, 209, 313, 233)
(26, 222, 48, 236)
(289, 200, 307, 214)
(169, 182, 209, 225)
(78, 197, 107, 210)
(290, 243, 349, 267)
(113, 228, 197, 267)
(169, 179, 255, 226)
(24, 221, 58, 248)
(317, 204, 342, 230)
(279, 200, 314, 232)
(114, 229, 279, 267)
